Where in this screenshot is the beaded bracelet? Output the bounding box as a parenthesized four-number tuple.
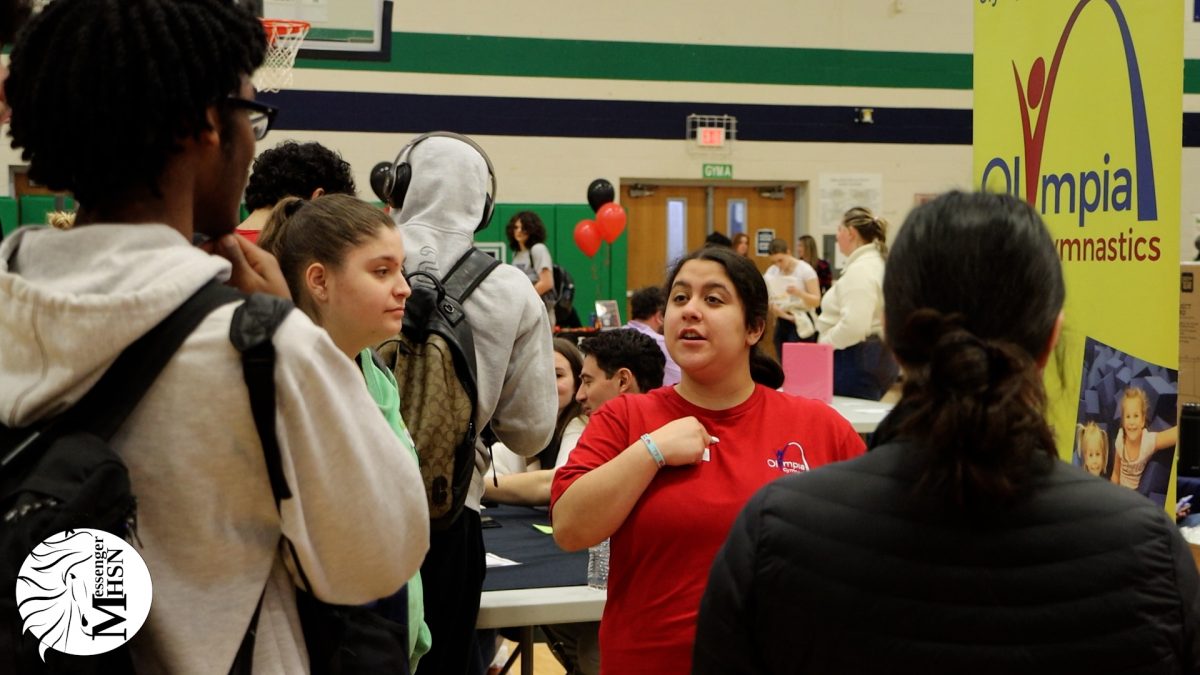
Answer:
(641, 433, 666, 468)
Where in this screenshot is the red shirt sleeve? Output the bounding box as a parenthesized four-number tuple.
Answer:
(550, 395, 633, 509)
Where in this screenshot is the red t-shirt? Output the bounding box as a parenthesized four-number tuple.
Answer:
(551, 385, 866, 675)
(234, 227, 260, 244)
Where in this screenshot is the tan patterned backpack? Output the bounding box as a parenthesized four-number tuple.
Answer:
(376, 248, 498, 530)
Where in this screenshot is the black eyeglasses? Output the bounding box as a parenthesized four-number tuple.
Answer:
(225, 96, 278, 141)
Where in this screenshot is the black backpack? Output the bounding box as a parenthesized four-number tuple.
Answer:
(552, 264, 575, 313)
(376, 248, 498, 530)
(1, 283, 412, 674)
(0, 281, 271, 675)
(551, 264, 581, 327)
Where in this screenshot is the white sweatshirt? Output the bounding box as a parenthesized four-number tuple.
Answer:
(816, 244, 886, 349)
(394, 136, 557, 510)
(0, 224, 429, 674)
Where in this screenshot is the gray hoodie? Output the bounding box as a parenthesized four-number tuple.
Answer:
(395, 136, 556, 509)
(0, 224, 429, 674)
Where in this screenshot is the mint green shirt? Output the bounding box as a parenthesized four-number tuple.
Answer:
(360, 348, 432, 672)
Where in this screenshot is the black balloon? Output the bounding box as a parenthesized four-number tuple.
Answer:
(587, 178, 615, 213)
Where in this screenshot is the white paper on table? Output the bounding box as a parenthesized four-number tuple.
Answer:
(485, 552, 521, 568)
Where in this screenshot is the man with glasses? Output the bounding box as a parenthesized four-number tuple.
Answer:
(0, 1, 429, 672)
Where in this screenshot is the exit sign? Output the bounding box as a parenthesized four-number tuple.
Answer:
(703, 164, 733, 179)
(697, 127, 726, 147)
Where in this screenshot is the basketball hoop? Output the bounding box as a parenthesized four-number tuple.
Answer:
(253, 18, 310, 93)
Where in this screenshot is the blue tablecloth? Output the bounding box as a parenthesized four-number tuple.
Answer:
(1180, 476, 1200, 503)
(481, 504, 588, 592)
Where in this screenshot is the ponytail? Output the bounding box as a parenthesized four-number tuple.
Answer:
(258, 196, 310, 307)
(749, 347, 784, 389)
(892, 309, 1056, 508)
(258, 193, 394, 318)
(843, 207, 889, 257)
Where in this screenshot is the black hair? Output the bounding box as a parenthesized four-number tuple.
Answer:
(704, 231, 733, 248)
(6, 0, 265, 210)
(664, 246, 784, 389)
(883, 191, 1064, 508)
(244, 141, 357, 211)
(505, 210, 547, 251)
(0, 0, 31, 43)
(629, 286, 665, 321)
(579, 329, 666, 394)
(537, 338, 586, 468)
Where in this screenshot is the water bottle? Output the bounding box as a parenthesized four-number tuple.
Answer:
(587, 538, 610, 590)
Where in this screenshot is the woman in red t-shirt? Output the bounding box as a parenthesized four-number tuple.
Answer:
(551, 246, 865, 675)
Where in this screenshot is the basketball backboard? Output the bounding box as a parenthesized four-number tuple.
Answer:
(260, 0, 390, 61)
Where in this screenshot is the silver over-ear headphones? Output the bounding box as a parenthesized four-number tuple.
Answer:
(371, 131, 497, 232)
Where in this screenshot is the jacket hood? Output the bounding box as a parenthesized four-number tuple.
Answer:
(393, 136, 491, 276)
(0, 224, 231, 426)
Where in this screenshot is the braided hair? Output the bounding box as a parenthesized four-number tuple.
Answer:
(6, 0, 265, 209)
(884, 191, 1064, 508)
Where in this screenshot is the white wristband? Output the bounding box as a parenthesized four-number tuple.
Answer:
(641, 433, 666, 468)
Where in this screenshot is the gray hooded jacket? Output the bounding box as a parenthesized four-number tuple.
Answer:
(0, 224, 429, 674)
(395, 136, 556, 510)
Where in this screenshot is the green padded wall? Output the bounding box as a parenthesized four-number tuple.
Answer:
(19, 195, 57, 227)
(475, 203, 627, 326)
(0, 197, 18, 238)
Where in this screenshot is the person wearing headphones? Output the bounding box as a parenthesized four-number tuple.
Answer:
(374, 132, 557, 675)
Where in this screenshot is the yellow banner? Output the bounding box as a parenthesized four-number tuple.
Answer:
(974, 0, 1181, 508)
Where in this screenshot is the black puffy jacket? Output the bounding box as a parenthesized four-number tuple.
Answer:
(694, 441, 1200, 675)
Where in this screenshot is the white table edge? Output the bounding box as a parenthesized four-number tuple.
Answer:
(477, 585, 607, 629)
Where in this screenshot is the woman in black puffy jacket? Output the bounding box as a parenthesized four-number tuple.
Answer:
(694, 191, 1200, 675)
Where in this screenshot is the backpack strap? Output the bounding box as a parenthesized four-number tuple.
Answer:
(0, 280, 242, 470)
(229, 292, 314, 591)
(226, 292, 298, 675)
(231, 293, 295, 506)
(441, 247, 499, 306)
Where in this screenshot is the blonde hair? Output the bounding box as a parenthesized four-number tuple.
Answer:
(842, 206, 889, 257)
(1075, 422, 1109, 475)
(1120, 386, 1150, 420)
(47, 210, 75, 230)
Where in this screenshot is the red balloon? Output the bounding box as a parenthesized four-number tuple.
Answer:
(595, 202, 626, 243)
(574, 219, 602, 257)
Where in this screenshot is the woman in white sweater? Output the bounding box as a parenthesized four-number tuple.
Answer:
(816, 207, 899, 400)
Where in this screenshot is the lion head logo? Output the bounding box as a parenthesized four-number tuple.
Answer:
(15, 529, 153, 660)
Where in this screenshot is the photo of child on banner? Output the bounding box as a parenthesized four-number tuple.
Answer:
(1074, 337, 1179, 507)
